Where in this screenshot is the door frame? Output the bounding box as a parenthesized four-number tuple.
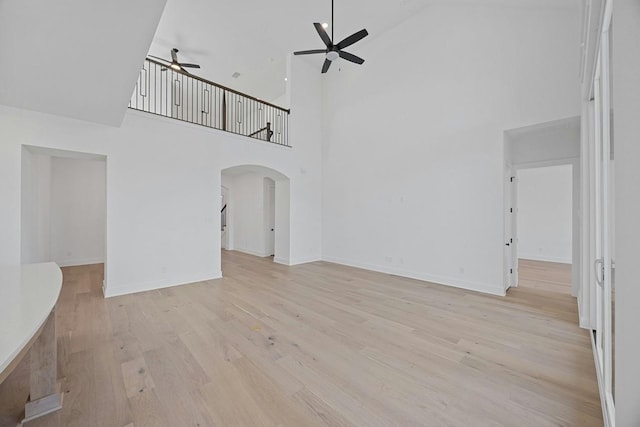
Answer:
(504, 159, 577, 294)
(503, 165, 518, 290)
(590, 4, 615, 423)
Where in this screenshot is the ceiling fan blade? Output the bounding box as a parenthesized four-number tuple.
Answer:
(180, 63, 200, 68)
(314, 23, 333, 47)
(294, 49, 327, 55)
(171, 48, 179, 62)
(321, 58, 332, 74)
(148, 55, 170, 63)
(336, 28, 368, 50)
(338, 50, 365, 65)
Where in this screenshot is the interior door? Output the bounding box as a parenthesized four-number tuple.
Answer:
(504, 168, 519, 289)
(266, 182, 275, 256)
(592, 8, 615, 421)
(504, 168, 512, 288)
(510, 171, 519, 287)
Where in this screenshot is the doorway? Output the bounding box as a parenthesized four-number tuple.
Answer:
(220, 165, 290, 270)
(503, 116, 581, 296)
(514, 165, 573, 295)
(21, 146, 107, 287)
(264, 178, 276, 257)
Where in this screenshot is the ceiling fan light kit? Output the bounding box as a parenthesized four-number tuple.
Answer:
(293, 0, 368, 73)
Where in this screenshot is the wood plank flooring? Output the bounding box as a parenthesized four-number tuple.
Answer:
(0, 251, 601, 426)
(518, 259, 573, 294)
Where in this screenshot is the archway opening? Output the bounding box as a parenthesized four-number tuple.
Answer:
(220, 165, 290, 269)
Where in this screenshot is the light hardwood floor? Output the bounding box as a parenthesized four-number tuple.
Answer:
(518, 259, 573, 294)
(0, 252, 601, 426)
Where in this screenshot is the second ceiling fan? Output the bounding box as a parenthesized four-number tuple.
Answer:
(148, 48, 201, 74)
(294, 0, 368, 73)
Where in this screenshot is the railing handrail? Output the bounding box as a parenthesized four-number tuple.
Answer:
(249, 127, 267, 137)
(249, 123, 270, 137)
(145, 57, 290, 114)
(131, 58, 290, 146)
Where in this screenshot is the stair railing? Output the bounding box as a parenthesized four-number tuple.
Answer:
(129, 58, 290, 147)
(221, 204, 227, 230)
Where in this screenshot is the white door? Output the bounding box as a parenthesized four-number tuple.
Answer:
(504, 169, 512, 288)
(266, 182, 275, 256)
(504, 168, 519, 289)
(510, 172, 519, 287)
(592, 7, 615, 422)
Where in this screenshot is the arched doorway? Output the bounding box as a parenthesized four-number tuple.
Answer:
(220, 165, 290, 268)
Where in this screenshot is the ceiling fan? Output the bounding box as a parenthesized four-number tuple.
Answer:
(294, 0, 368, 73)
(148, 48, 201, 73)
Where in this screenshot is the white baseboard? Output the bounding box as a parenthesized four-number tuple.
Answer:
(273, 257, 290, 265)
(235, 247, 272, 258)
(104, 271, 222, 298)
(321, 255, 505, 296)
(55, 257, 104, 267)
(519, 254, 572, 264)
(288, 256, 321, 266)
(590, 331, 614, 427)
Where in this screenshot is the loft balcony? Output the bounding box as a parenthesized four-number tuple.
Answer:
(129, 58, 290, 146)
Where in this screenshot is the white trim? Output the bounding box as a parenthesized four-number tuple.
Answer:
(513, 156, 579, 170)
(322, 256, 506, 296)
(578, 298, 590, 330)
(273, 257, 291, 265)
(103, 271, 222, 298)
(518, 255, 572, 264)
(288, 256, 321, 266)
(235, 247, 272, 258)
(55, 258, 104, 268)
(590, 331, 614, 427)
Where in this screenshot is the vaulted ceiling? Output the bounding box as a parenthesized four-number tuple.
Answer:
(0, 0, 167, 126)
(0, 0, 580, 126)
(149, 0, 580, 103)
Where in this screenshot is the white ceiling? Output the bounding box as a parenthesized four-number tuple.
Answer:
(0, 0, 166, 126)
(149, 0, 580, 104)
(149, 0, 435, 102)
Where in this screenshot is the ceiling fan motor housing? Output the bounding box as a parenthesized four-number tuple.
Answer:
(292, 1, 368, 73)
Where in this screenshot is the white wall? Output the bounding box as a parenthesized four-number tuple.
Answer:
(517, 165, 572, 264)
(509, 118, 581, 164)
(231, 173, 269, 257)
(21, 149, 51, 264)
(613, 0, 640, 423)
(50, 157, 106, 267)
(274, 179, 291, 264)
(0, 55, 321, 296)
(20, 151, 106, 267)
(321, 3, 580, 295)
(0, 0, 166, 126)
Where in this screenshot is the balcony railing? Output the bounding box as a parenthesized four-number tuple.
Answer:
(129, 58, 290, 147)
